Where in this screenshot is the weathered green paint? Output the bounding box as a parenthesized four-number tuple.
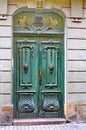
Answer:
(13, 8, 64, 118)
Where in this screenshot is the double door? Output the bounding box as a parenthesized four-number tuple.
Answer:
(13, 35, 64, 118)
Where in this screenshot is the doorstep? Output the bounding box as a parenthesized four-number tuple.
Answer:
(13, 118, 66, 125)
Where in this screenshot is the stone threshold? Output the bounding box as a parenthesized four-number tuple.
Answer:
(13, 118, 66, 125)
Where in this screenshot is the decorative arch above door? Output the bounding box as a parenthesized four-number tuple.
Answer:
(13, 8, 65, 118)
(13, 8, 64, 33)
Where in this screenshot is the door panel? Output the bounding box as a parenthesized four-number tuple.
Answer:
(15, 39, 38, 118)
(39, 40, 62, 117)
(14, 36, 64, 118)
(20, 46, 33, 86)
(42, 45, 58, 87)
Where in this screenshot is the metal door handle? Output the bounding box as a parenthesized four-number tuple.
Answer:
(39, 69, 42, 85)
(23, 64, 28, 73)
(49, 65, 54, 73)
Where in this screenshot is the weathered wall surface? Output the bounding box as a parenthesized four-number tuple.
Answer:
(0, 0, 86, 124)
(0, 0, 12, 124)
(66, 0, 86, 121)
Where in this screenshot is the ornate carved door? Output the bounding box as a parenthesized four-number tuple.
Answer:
(13, 9, 64, 118)
(38, 37, 64, 118)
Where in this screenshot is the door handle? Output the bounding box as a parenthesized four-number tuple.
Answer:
(23, 64, 28, 73)
(39, 69, 42, 85)
(49, 65, 54, 73)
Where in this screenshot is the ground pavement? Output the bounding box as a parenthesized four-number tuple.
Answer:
(0, 123, 86, 130)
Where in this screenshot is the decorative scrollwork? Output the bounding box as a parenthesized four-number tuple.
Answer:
(18, 42, 34, 58)
(18, 16, 27, 27)
(13, 10, 63, 33)
(18, 94, 35, 113)
(43, 95, 60, 112)
(49, 17, 58, 28)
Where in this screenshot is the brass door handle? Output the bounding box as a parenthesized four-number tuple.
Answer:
(39, 69, 42, 85)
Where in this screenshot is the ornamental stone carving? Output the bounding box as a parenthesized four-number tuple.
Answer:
(35, 0, 46, 8)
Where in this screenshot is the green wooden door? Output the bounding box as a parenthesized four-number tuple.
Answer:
(14, 38, 38, 118)
(13, 36, 64, 118)
(13, 9, 64, 118)
(38, 37, 64, 117)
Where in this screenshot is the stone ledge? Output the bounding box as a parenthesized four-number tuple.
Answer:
(13, 118, 66, 125)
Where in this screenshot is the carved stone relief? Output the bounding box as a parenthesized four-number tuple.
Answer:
(34, 0, 46, 8)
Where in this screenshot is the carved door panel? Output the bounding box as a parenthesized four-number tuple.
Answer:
(14, 39, 38, 118)
(39, 39, 63, 117)
(14, 37, 64, 118)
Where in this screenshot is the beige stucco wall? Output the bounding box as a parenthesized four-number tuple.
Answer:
(0, 0, 86, 123)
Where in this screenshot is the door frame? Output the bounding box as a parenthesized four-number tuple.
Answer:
(12, 8, 65, 118)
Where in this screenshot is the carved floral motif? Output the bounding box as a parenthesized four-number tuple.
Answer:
(49, 17, 58, 28)
(13, 10, 63, 32)
(18, 16, 27, 27)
